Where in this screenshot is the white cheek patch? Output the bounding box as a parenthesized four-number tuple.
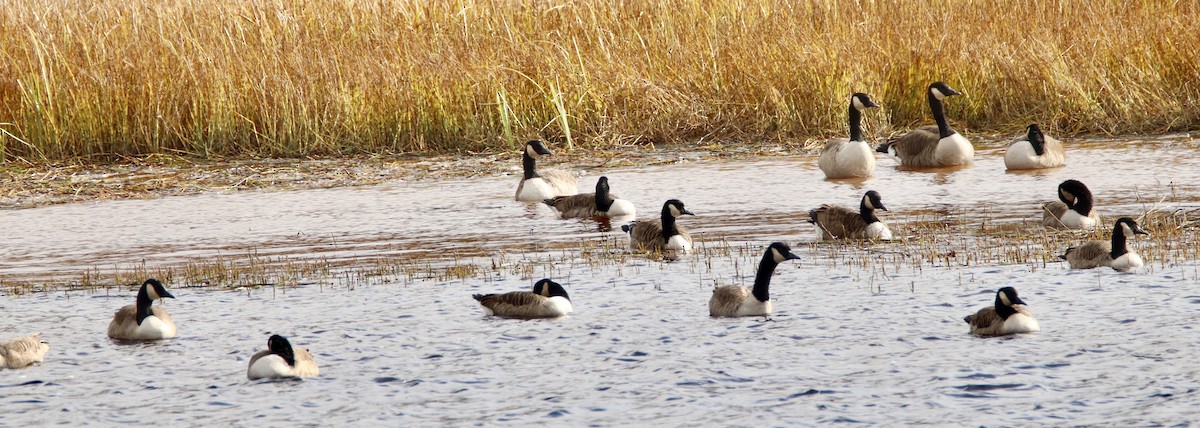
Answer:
(525, 145, 538, 158)
(771, 248, 786, 263)
(147, 287, 160, 300)
(999, 292, 1011, 306)
(1121, 223, 1134, 237)
(1060, 189, 1075, 204)
(852, 96, 865, 111)
(931, 87, 945, 100)
(668, 205, 681, 217)
(863, 197, 875, 210)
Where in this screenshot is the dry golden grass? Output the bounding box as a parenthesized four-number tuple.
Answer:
(1, 1, 1197, 161)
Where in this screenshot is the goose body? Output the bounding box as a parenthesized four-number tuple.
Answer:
(0, 334, 49, 369)
(515, 140, 578, 201)
(1042, 179, 1100, 230)
(543, 176, 636, 219)
(819, 93, 880, 178)
(107, 279, 177, 340)
(473, 279, 573, 319)
(709, 242, 801, 317)
(808, 190, 893, 241)
(247, 335, 320, 380)
(1005, 124, 1065, 170)
(876, 82, 973, 167)
(1060, 217, 1150, 271)
(964, 287, 1040, 336)
(622, 199, 694, 253)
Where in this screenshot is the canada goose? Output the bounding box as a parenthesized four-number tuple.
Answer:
(963, 287, 1040, 336)
(472, 278, 573, 319)
(875, 82, 973, 167)
(0, 334, 49, 369)
(808, 190, 893, 240)
(819, 93, 881, 179)
(1043, 179, 1100, 230)
(1059, 217, 1150, 271)
(620, 199, 695, 253)
(107, 278, 177, 340)
(515, 140, 578, 202)
(709, 242, 802, 317)
(1005, 124, 1065, 170)
(247, 334, 320, 380)
(543, 176, 636, 219)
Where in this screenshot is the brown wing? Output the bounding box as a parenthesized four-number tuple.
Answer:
(811, 204, 869, 239)
(709, 286, 750, 317)
(474, 291, 553, 318)
(546, 193, 601, 218)
(539, 169, 578, 196)
(1064, 240, 1112, 269)
(964, 307, 1005, 335)
(107, 305, 138, 339)
(0, 334, 49, 368)
(627, 220, 666, 251)
(292, 347, 320, 377)
(1042, 201, 1069, 228)
(885, 126, 941, 167)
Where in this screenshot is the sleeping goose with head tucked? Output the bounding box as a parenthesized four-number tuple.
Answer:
(247, 334, 320, 380)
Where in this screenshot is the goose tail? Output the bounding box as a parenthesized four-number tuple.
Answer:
(620, 223, 634, 234)
(472, 294, 487, 302)
(543, 196, 564, 207)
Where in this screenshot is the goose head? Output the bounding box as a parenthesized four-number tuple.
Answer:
(524, 140, 554, 159)
(532, 279, 570, 300)
(267, 334, 297, 367)
(140, 278, 175, 301)
(851, 92, 880, 111)
(928, 81, 962, 101)
(1056, 180, 1092, 207)
(861, 190, 888, 212)
(994, 286, 1027, 318)
(766, 242, 802, 263)
(1116, 217, 1150, 238)
(663, 199, 694, 218)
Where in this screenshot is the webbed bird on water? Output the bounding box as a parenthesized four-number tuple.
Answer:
(473, 279, 574, 319)
(621, 199, 694, 254)
(819, 92, 881, 179)
(543, 176, 636, 219)
(876, 81, 974, 167)
(247, 334, 320, 380)
(107, 279, 177, 341)
(964, 287, 1040, 336)
(709, 242, 802, 318)
(514, 140, 578, 202)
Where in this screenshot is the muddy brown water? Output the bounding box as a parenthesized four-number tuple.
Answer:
(2, 137, 1199, 425)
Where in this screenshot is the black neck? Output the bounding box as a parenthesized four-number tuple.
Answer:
(929, 91, 955, 139)
(595, 184, 613, 212)
(135, 286, 154, 325)
(859, 200, 880, 224)
(995, 300, 1017, 319)
(1110, 226, 1129, 258)
(848, 104, 864, 142)
(1029, 133, 1046, 156)
(751, 253, 779, 302)
(1071, 192, 1094, 216)
(522, 151, 538, 180)
(660, 206, 679, 240)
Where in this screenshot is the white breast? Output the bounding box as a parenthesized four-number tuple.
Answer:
(735, 298, 772, 317)
(605, 199, 636, 218)
(1003, 141, 1039, 170)
(866, 222, 893, 240)
(1001, 313, 1040, 334)
(935, 133, 974, 165)
(248, 355, 294, 380)
(134, 316, 176, 340)
(516, 178, 555, 202)
(820, 141, 876, 178)
(542, 296, 574, 316)
(665, 235, 692, 253)
(1060, 210, 1098, 230)
(1111, 252, 1144, 271)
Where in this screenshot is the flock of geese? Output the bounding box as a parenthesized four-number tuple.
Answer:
(0, 81, 1153, 378)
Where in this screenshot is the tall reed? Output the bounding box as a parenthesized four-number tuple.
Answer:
(1, 0, 1196, 161)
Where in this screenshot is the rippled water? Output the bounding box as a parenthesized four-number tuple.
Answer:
(3, 138, 1200, 425)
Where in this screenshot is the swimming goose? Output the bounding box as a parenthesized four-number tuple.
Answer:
(543, 176, 636, 219)
(247, 334, 320, 380)
(819, 93, 881, 179)
(1060, 217, 1150, 271)
(963, 287, 1040, 336)
(0, 334, 49, 369)
(621, 199, 695, 253)
(1042, 179, 1100, 230)
(472, 279, 573, 319)
(875, 82, 973, 167)
(1005, 124, 1065, 170)
(808, 190, 893, 240)
(709, 242, 801, 317)
(107, 278, 177, 340)
(515, 140, 578, 202)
